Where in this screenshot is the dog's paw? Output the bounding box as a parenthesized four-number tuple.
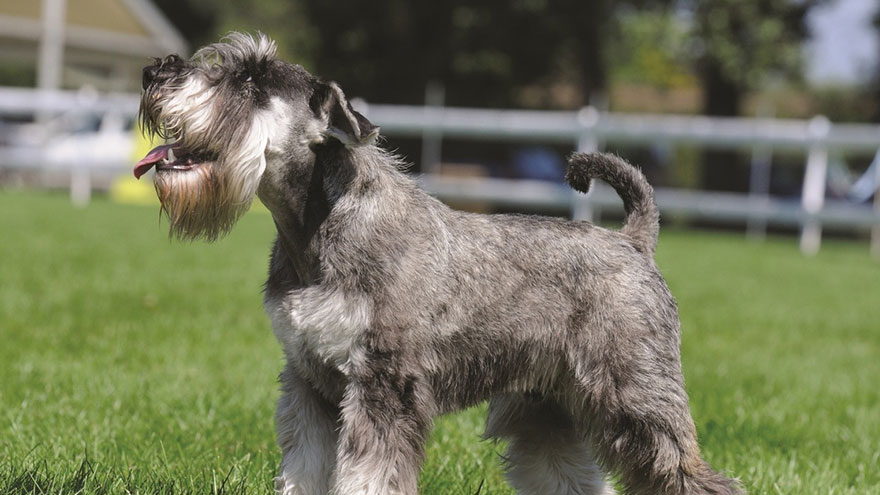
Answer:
(274, 476, 313, 495)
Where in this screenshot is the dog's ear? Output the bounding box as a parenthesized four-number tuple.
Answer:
(310, 81, 379, 147)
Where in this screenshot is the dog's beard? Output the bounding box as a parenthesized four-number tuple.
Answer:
(154, 162, 255, 241)
(146, 114, 269, 241)
(143, 82, 272, 242)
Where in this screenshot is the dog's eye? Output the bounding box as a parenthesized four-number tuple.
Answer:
(238, 71, 252, 83)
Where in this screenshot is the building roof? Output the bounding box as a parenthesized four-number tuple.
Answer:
(0, 0, 188, 91)
(0, 0, 187, 58)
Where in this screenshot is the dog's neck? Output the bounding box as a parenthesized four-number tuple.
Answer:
(259, 141, 378, 285)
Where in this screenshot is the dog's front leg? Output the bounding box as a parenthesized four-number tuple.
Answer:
(275, 362, 340, 495)
(332, 373, 434, 495)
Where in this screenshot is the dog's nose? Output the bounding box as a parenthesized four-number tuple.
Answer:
(142, 54, 184, 90)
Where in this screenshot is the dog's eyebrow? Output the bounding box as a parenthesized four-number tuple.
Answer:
(193, 32, 278, 68)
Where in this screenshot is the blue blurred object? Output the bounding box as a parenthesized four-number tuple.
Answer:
(848, 149, 879, 202)
(511, 147, 565, 182)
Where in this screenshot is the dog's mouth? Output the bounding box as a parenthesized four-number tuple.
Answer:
(133, 143, 214, 179)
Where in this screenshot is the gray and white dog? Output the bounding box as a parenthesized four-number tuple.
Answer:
(136, 33, 741, 495)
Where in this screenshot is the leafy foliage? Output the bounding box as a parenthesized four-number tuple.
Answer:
(609, 9, 695, 89)
(683, 0, 824, 115)
(299, 0, 613, 107)
(689, 0, 816, 90)
(156, 0, 834, 115)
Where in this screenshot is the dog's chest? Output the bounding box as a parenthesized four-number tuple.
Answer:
(264, 288, 372, 371)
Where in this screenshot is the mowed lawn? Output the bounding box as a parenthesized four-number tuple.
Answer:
(1, 190, 878, 494)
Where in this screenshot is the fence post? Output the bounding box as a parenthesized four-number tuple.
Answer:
(421, 81, 444, 175)
(37, 0, 66, 92)
(746, 143, 773, 241)
(572, 106, 599, 222)
(70, 164, 91, 207)
(799, 116, 831, 256)
(872, 148, 880, 260)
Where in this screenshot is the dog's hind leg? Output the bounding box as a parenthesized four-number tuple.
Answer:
(484, 394, 615, 495)
(275, 363, 339, 495)
(565, 335, 742, 495)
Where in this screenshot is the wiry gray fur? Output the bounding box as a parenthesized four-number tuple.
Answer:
(139, 33, 742, 495)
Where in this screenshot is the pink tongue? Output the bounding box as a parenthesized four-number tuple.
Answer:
(134, 144, 172, 179)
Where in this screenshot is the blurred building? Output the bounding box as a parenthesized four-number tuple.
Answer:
(0, 0, 187, 91)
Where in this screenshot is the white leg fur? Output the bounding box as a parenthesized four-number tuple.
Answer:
(330, 409, 407, 494)
(504, 433, 614, 495)
(275, 367, 339, 495)
(486, 395, 615, 495)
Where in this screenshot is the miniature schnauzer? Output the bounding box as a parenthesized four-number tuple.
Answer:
(136, 33, 741, 495)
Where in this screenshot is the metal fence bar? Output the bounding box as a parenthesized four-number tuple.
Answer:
(746, 143, 773, 241)
(0, 87, 140, 116)
(356, 103, 880, 152)
(873, 149, 880, 260)
(70, 164, 91, 206)
(419, 83, 445, 175)
(572, 107, 601, 222)
(418, 175, 880, 228)
(799, 117, 831, 255)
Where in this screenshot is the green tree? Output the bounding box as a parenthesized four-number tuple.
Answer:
(299, 0, 671, 108)
(683, 0, 822, 191)
(151, 0, 216, 50)
(155, 0, 673, 108)
(609, 9, 694, 90)
(153, 0, 315, 64)
(688, 0, 818, 117)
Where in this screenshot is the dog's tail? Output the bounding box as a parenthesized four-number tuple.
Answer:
(565, 152, 659, 256)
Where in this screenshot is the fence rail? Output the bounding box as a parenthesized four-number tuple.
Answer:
(357, 103, 880, 151)
(420, 176, 878, 226)
(1, 87, 879, 257)
(357, 101, 880, 258)
(0, 86, 139, 116)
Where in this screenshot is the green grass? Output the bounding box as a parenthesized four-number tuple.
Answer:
(1, 190, 878, 494)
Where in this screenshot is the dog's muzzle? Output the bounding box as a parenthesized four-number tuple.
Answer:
(142, 55, 184, 90)
(134, 143, 218, 179)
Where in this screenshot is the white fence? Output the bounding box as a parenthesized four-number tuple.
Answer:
(1, 86, 879, 257)
(0, 87, 138, 205)
(357, 102, 880, 258)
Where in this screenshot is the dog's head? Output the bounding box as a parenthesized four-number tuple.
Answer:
(136, 32, 378, 240)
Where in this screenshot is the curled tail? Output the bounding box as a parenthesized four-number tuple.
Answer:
(566, 152, 659, 256)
